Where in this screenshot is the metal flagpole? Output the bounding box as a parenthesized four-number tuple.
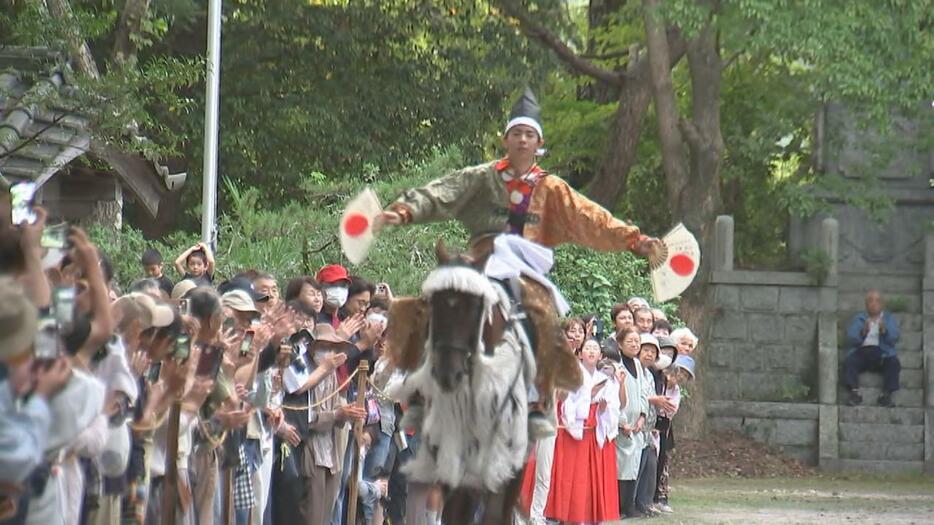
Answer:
(201, 0, 222, 247)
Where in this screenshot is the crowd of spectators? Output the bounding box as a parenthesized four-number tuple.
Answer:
(1, 201, 702, 525)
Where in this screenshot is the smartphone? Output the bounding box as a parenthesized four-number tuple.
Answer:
(147, 362, 162, 383)
(393, 430, 409, 452)
(178, 298, 189, 316)
(52, 286, 76, 329)
(10, 182, 37, 225)
(40, 223, 70, 249)
(195, 344, 224, 378)
(239, 330, 255, 357)
(173, 334, 191, 361)
(34, 317, 61, 361)
(222, 316, 236, 333)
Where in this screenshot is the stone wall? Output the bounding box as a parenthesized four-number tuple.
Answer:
(707, 401, 819, 464)
(703, 216, 837, 467)
(707, 272, 822, 403)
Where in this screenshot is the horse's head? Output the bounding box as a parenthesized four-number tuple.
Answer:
(422, 240, 500, 392)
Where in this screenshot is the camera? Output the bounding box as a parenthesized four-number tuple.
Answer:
(195, 344, 224, 378)
(174, 334, 191, 361)
(10, 182, 37, 225)
(52, 286, 76, 330)
(34, 317, 62, 361)
(147, 362, 162, 383)
(40, 223, 70, 250)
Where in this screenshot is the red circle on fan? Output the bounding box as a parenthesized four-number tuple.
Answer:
(344, 214, 370, 237)
(669, 254, 695, 276)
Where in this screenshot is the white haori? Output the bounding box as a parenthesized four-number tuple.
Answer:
(560, 363, 620, 448)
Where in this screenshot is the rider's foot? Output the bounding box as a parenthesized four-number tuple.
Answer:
(528, 411, 555, 440)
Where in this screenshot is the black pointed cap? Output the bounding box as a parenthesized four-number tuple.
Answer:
(510, 87, 541, 121)
(506, 87, 543, 137)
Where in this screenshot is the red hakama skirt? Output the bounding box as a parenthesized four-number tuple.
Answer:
(544, 403, 619, 523)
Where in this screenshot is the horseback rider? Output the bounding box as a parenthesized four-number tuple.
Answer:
(379, 88, 663, 435)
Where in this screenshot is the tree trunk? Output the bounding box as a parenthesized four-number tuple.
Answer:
(586, 33, 686, 209)
(642, 0, 724, 437)
(113, 0, 152, 65)
(586, 73, 652, 209)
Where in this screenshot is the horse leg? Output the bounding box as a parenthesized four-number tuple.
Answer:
(441, 487, 478, 525)
(481, 467, 525, 525)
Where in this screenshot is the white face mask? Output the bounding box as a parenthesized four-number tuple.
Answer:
(655, 354, 673, 370)
(323, 286, 348, 308)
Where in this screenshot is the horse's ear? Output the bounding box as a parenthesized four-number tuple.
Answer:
(435, 239, 452, 264)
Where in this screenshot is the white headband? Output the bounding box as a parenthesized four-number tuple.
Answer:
(505, 117, 543, 139)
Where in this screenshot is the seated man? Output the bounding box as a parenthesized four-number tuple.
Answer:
(844, 290, 901, 407)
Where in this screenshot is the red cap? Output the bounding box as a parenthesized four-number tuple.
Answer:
(316, 264, 351, 285)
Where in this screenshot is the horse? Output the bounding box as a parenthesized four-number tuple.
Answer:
(387, 241, 538, 524)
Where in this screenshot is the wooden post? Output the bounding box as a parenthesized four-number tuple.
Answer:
(346, 360, 369, 525)
(160, 401, 182, 525)
(223, 467, 233, 525)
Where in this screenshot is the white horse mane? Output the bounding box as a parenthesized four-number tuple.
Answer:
(421, 264, 501, 320)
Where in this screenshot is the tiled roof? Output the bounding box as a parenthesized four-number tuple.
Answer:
(0, 46, 183, 217)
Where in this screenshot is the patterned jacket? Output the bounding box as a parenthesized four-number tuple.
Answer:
(389, 160, 645, 252)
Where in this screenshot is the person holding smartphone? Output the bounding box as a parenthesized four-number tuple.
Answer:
(0, 278, 71, 487)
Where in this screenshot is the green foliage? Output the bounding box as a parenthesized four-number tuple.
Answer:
(539, 80, 616, 182)
(551, 244, 659, 325)
(774, 376, 812, 403)
(1, 1, 202, 159)
(210, 0, 558, 204)
(799, 247, 831, 285)
(534, 0, 934, 271)
(885, 296, 909, 314)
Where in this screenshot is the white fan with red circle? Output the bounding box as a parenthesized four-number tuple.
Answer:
(650, 223, 700, 303)
(340, 188, 382, 265)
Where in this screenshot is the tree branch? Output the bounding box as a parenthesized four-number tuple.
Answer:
(580, 48, 636, 60)
(721, 48, 744, 71)
(495, 0, 623, 86)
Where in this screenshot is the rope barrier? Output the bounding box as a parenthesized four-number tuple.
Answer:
(366, 377, 395, 403)
(279, 368, 360, 412)
(129, 405, 171, 433)
(197, 419, 228, 449)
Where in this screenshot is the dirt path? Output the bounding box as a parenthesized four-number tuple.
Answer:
(608, 476, 934, 524)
